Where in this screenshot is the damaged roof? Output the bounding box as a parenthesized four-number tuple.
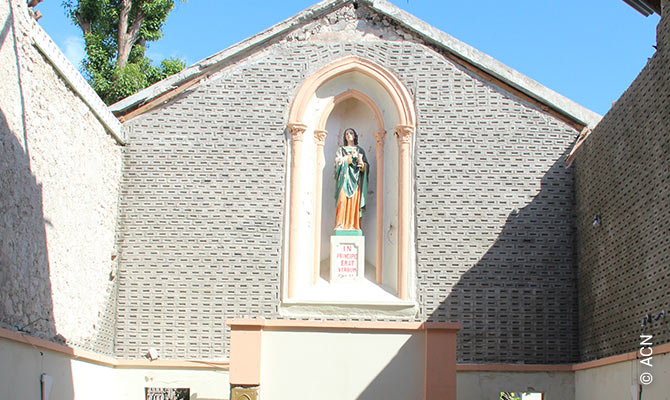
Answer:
(109, 0, 602, 129)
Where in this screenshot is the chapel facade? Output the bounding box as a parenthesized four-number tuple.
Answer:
(1, 0, 668, 399)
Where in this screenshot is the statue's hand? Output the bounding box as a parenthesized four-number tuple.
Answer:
(357, 161, 365, 170)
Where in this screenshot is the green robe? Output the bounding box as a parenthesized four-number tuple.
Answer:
(334, 145, 369, 218)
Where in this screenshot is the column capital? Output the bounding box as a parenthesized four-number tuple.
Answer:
(314, 129, 328, 145)
(395, 124, 414, 145)
(374, 130, 387, 146)
(288, 123, 308, 142)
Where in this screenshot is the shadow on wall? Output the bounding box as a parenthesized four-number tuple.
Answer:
(355, 334, 426, 400)
(0, 0, 58, 346)
(427, 154, 579, 364)
(0, 105, 75, 400)
(0, 3, 74, 396)
(0, 109, 56, 336)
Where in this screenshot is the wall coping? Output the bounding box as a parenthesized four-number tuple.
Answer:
(457, 364, 573, 372)
(572, 342, 670, 371)
(226, 318, 461, 331)
(5, 326, 669, 373)
(0, 328, 228, 370)
(16, 3, 125, 143)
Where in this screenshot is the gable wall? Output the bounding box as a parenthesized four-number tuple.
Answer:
(118, 5, 579, 363)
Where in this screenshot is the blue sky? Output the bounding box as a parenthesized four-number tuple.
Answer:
(35, 0, 660, 116)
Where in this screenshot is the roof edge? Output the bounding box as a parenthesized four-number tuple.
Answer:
(109, 0, 352, 114)
(365, 0, 601, 128)
(111, 0, 601, 129)
(623, 0, 662, 16)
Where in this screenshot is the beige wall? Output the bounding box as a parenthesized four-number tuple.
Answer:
(575, 352, 670, 400)
(0, 337, 230, 400)
(0, 0, 122, 353)
(260, 329, 425, 400)
(115, 367, 230, 400)
(457, 371, 574, 400)
(2, 336, 104, 399)
(6, 327, 669, 400)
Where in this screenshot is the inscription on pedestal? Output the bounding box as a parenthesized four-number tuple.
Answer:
(330, 235, 365, 283)
(335, 243, 358, 280)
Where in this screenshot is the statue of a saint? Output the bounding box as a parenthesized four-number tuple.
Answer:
(334, 128, 369, 233)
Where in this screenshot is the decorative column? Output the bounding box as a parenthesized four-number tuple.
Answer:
(312, 129, 328, 284)
(374, 129, 387, 284)
(395, 124, 414, 300)
(287, 123, 307, 299)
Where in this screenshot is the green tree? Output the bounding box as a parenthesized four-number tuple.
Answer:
(64, 0, 185, 104)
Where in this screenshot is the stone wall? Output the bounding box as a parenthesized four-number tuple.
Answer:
(117, 3, 580, 363)
(575, 3, 670, 361)
(0, 0, 123, 354)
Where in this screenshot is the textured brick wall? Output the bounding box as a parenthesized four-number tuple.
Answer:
(117, 4, 579, 363)
(0, 0, 122, 354)
(575, 8, 670, 361)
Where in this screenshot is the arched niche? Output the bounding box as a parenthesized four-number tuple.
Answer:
(285, 57, 415, 303)
(320, 97, 379, 284)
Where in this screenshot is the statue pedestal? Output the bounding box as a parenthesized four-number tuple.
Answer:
(330, 235, 365, 283)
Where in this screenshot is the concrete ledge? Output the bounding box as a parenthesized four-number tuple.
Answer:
(227, 318, 461, 331)
(457, 363, 573, 372)
(8, 326, 669, 374)
(0, 328, 228, 370)
(572, 342, 670, 371)
(457, 341, 670, 372)
(115, 359, 230, 369)
(1, 327, 118, 367)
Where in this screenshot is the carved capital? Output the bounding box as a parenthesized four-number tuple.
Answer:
(314, 129, 328, 146)
(374, 130, 387, 146)
(395, 124, 414, 145)
(287, 123, 308, 142)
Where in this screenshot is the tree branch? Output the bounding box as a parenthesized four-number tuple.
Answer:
(76, 11, 91, 36)
(126, 7, 145, 49)
(117, 0, 145, 68)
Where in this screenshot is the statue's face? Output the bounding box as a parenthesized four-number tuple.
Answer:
(345, 130, 355, 145)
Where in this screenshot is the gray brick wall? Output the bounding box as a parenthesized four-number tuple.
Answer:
(575, 10, 670, 361)
(117, 6, 579, 363)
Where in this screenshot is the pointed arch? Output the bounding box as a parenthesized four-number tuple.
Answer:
(317, 89, 385, 133)
(285, 56, 416, 302)
(289, 56, 415, 128)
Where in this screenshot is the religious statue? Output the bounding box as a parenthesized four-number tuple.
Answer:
(334, 128, 369, 233)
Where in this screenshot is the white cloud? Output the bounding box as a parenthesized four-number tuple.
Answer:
(63, 36, 85, 67)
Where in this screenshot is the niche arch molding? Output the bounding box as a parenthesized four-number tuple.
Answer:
(290, 56, 415, 127)
(285, 56, 416, 305)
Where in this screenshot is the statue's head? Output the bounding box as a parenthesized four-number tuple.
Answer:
(344, 128, 358, 145)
